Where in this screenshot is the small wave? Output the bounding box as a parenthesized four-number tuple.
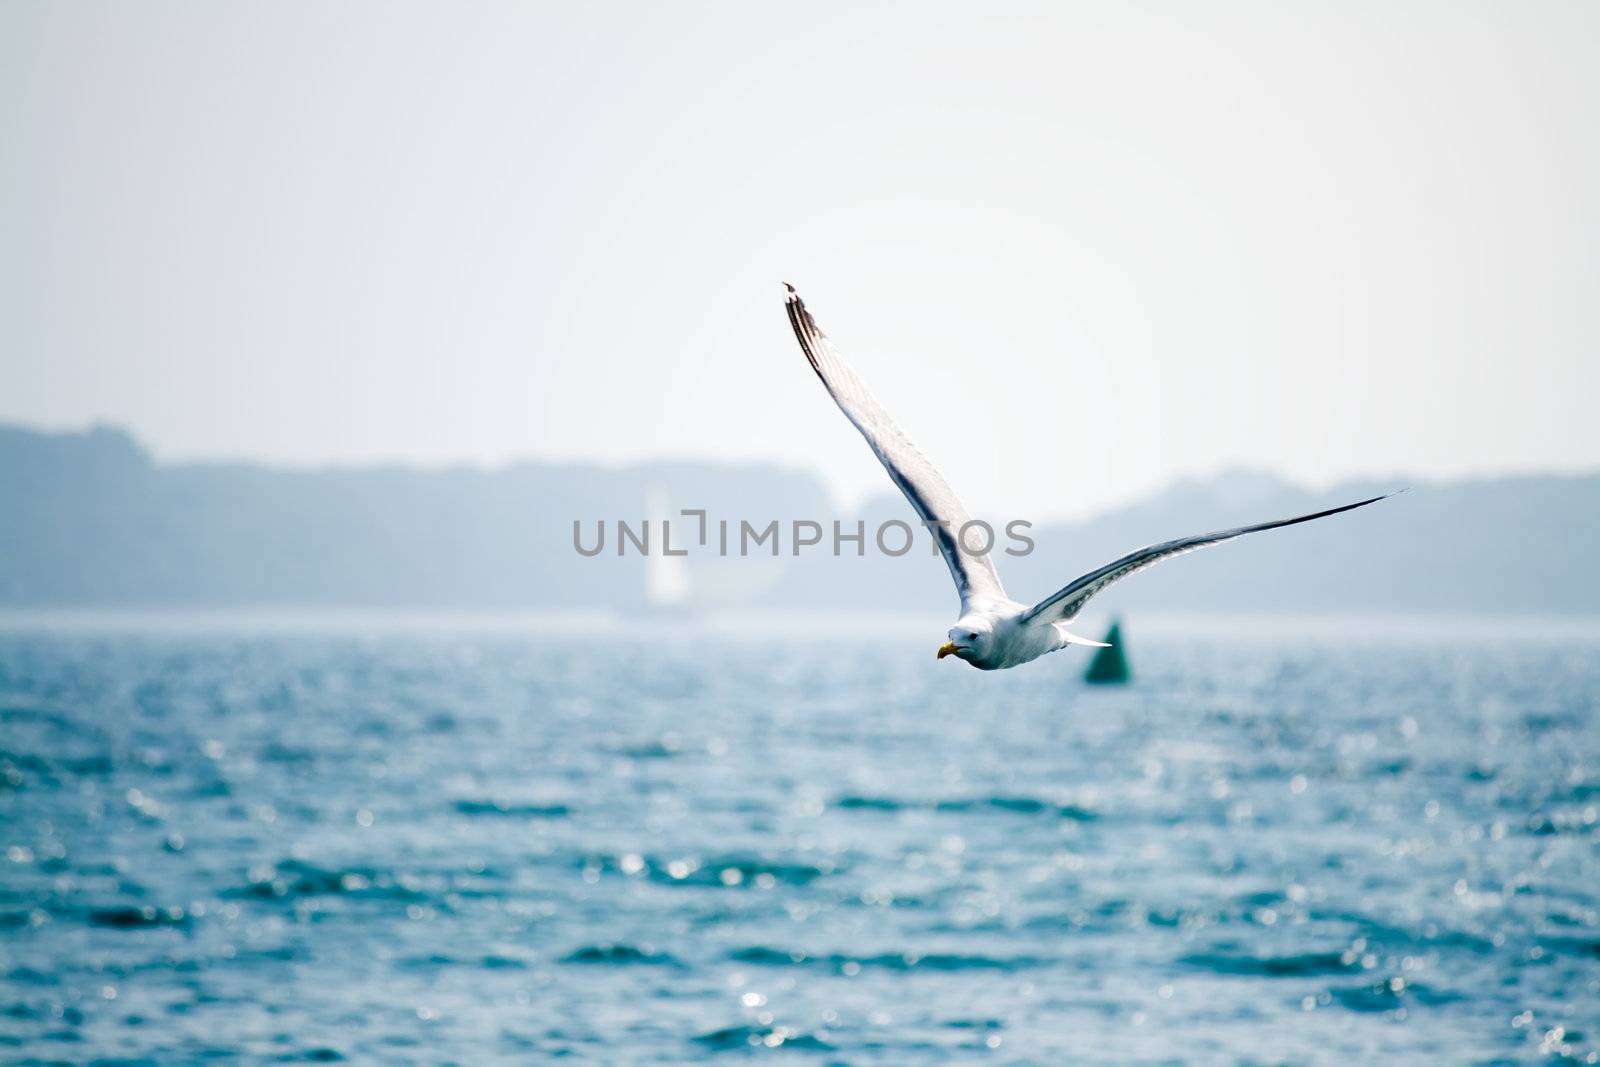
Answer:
(870, 952, 1036, 972)
(62, 753, 117, 776)
(836, 794, 1098, 820)
(452, 799, 571, 818)
(224, 861, 431, 902)
(837, 795, 904, 811)
(5, 967, 53, 986)
(1367, 757, 1413, 776)
(729, 946, 1038, 973)
(1331, 977, 1460, 1012)
(614, 740, 684, 759)
(587, 853, 836, 888)
(1023, 900, 1205, 933)
(0, 748, 114, 788)
(87, 905, 192, 930)
(561, 943, 681, 967)
(728, 946, 808, 966)
(481, 954, 529, 970)
(693, 1024, 832, 1051)
(259, 742, 317, 764)
(1564, 778, 1600, 801)
(397, 951, 529, 972)
(1523, 711, 1584, 734)
(663, 858, 829, 888)
(1180, 950, 1357, 977)
(1543, 936, 1600, 960)
(938, 796, 1052, 815)
(275, 1048, 346, 1062)
(187, 778, 232, 799)
(0, 704, 92, 734)
(248, 946, 300, 963)
(1523, 809, 1598, 836)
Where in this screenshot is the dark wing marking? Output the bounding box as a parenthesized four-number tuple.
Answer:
(784, 284, 1007, 608)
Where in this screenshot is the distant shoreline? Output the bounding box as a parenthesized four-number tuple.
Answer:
(5, 423, 1600, 618)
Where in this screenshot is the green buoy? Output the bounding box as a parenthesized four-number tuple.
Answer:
(1083, 620, 1131, 685)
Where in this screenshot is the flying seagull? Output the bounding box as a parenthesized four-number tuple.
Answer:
(782, 283, 1391, 670)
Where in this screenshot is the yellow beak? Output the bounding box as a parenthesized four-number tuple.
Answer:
(937, 641, 959, 659)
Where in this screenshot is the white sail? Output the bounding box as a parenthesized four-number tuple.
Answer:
(646, 490, 691, 609)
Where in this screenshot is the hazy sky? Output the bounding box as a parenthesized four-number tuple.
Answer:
(3, 2, 1597, 519)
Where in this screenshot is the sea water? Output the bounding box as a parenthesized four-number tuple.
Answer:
(1, 616, 1596, 1063)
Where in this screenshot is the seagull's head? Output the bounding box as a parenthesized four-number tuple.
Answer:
(937, 622, 991, 663)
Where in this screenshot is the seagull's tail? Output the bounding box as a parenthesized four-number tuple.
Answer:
(1056, 627, 1111, 649)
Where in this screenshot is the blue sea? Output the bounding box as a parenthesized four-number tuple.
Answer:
(1, 614, 1597, 1064)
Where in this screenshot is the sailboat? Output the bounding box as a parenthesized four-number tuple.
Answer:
(645, 490, 692, 614)
(1083, 619, 1131, 685)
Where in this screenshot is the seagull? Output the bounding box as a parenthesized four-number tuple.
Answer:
(782, 283, 1391, 671)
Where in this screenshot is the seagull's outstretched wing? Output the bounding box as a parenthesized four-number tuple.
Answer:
(784, 284, 1006, 608)
(1020, 494, 1391, 625)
